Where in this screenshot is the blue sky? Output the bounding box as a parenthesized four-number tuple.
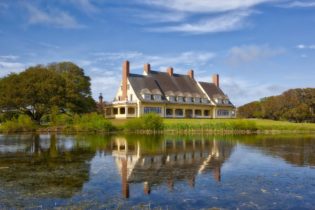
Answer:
(0, 0, 314, 106)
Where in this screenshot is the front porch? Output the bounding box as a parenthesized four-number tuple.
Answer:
(105, 102, 138, 119)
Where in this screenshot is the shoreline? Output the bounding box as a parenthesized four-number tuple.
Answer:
(1, 128, 315, 135)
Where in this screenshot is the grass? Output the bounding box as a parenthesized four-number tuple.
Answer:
(109, 118, 315, 134)
(163, 118, 315, 133)
(1, 114, 315, 134)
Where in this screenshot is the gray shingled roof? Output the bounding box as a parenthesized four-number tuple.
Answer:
(128, 71, 206, 101)
(199, 82, 234, 106)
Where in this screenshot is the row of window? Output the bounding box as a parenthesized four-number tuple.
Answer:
(143, 94, 162, 101)
(108, 107, 231, 117)
(217, 109, 230, 116)
(144, 107, 211, 117)
(144, 107, 162, 114)
(166, 109, 210, 117)
(215, 99, 230, 105)
(142, 94, 209, 104)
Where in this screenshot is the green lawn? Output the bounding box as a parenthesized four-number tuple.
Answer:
(110, 118, 315, 132)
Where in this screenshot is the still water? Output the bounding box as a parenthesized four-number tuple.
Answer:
(0, 134, 314, 209)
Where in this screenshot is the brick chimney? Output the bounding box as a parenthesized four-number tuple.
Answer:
(187, 69, 194, 79)
(212, 74, 219, 87)
(167, 67, 173, 76)
(144, 63, 151, 75)
(122, 60, 130, 100)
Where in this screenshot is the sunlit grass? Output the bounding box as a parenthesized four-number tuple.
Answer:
(163, 118, 315, 131)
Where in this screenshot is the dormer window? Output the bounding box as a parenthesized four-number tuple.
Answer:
(167, 96, 175, 102)
(177, 96, 184, 102)
(143, 94, 151, 100)
(215, 98, 222, 104)
(185, 97, 192, 103)
(223, 99, 229, 104)
(153, 94, 161, 101)
(194, 97, 200, 103)
(202, 98, 208, 103)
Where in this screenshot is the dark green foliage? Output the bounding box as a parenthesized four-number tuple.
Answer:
(0, 111, 19, 123)
(238, 88, 315, 122)
(125, 113, 164, 132)
(47, 62, 96, 113)
(0, 62, 96, 123)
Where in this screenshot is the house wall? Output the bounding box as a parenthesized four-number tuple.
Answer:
(114, 79, 139, 103)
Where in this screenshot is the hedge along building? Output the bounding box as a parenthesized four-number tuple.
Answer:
(104, 61, 235, 119)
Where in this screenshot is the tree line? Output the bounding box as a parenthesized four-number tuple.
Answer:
(0, 62, 96, 123)
(237, 88, 315, 122)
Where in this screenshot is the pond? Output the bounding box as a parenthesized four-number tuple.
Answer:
(0, 134, 314, 209)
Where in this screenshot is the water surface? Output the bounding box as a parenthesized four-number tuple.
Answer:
(0, 134, 314, 209)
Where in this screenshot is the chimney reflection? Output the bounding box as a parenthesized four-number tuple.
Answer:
(111, 137, 234, 198)
(188, 176, 195, 188)
(213, 166, 221, 182)
(121, 159, 129, 198)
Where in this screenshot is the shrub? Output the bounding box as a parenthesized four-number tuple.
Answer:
(125, 113, 164, 132)
(0, 115, 37, 133)
(0, 111, 19, 123)
(71, 113, 114, 132)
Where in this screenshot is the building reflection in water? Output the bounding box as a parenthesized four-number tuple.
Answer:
(110, 137, 234, 198)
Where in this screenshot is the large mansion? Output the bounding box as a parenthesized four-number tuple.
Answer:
(104, 61, 235, 119)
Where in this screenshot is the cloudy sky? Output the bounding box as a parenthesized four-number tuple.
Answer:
(0, 0, 314, 106)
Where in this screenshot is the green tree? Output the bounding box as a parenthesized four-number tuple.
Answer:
(0, 62, 96, 123)
(48, 62, 95, 113)
(238, 88, 315, 122)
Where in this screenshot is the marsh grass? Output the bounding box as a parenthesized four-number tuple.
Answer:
(124, 113, 164, 133)
(69, 113, 114, 133)
(163, 118, 315, 134)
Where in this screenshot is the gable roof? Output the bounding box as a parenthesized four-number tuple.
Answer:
(199, 82, 234, 106)
(128, 71, 206, 101)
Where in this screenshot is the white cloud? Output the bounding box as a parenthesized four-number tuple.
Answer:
(227, 45, 285, 65)
(141, 0, 277, 13)
(135, 11, 187, 23)
(38, 42, 60, 49)
(0, 56, 26, 77)
(212, 76, 286, 106)
(91, 51, 216, 71)
(83, 51, 216, 101)
(296, 44, 315, 49)
(0, 55, 19, 61)
(281, 1, 315, 8)
(67, 0, 99, 14)
(25, 4, 84, 29)
(150, 10, 251, 34)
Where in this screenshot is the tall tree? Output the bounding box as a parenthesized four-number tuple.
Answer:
(0, 62, 96, 122)
(48, 62, 95, 113)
